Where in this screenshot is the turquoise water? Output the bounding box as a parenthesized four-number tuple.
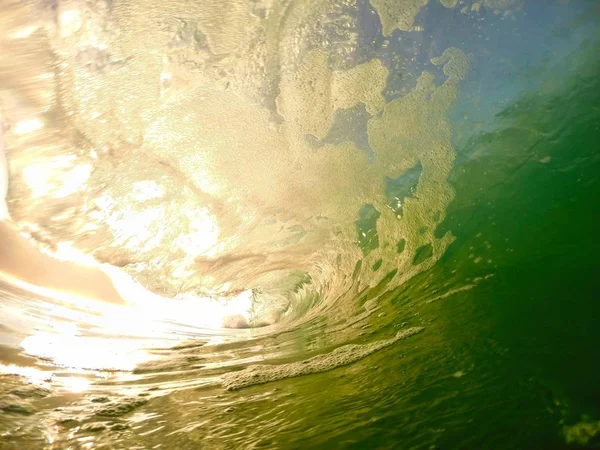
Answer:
(1, 0, 599, 448)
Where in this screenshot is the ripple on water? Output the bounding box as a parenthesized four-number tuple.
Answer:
(222, 327, 424, 390)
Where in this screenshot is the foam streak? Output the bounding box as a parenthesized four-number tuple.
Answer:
(222, 327, 424, 390)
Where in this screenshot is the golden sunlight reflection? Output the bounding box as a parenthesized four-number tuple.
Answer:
(0, 363, 52, 384)
(175, 208, 219, 257)
(53, 163, 92, 198)
(0, 363, 92, 393)
(2, 143, 249, 379)
(59, 10, 82, 38)
(104, 265, 254, 330)
(14, 290, 254, 373)
(60, 376, 91, 393)
(48, 241, 99, 266)
(1, 260, 255, 378)
(22, 164, 51, 198)
(21, 156, 91, 199)
(105, 205, 166, 251)
(19, 331, 153, 372)
(13, 118, 44, 135)
(9, 25, 39, 39)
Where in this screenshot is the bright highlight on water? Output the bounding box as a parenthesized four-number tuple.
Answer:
(0, 0, 599, 448)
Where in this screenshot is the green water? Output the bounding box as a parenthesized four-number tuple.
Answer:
(1, 0, 599, 448)
(116, 47, 600, 449)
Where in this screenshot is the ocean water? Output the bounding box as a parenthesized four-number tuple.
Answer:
(0, 0, 599, 448)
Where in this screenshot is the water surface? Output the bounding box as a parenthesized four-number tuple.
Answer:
(0, 0, 599, 448)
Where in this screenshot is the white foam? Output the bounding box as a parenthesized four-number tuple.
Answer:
(222, 327, 424, 390)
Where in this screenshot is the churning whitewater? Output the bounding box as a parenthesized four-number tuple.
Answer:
(1, 0, 599, 448)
